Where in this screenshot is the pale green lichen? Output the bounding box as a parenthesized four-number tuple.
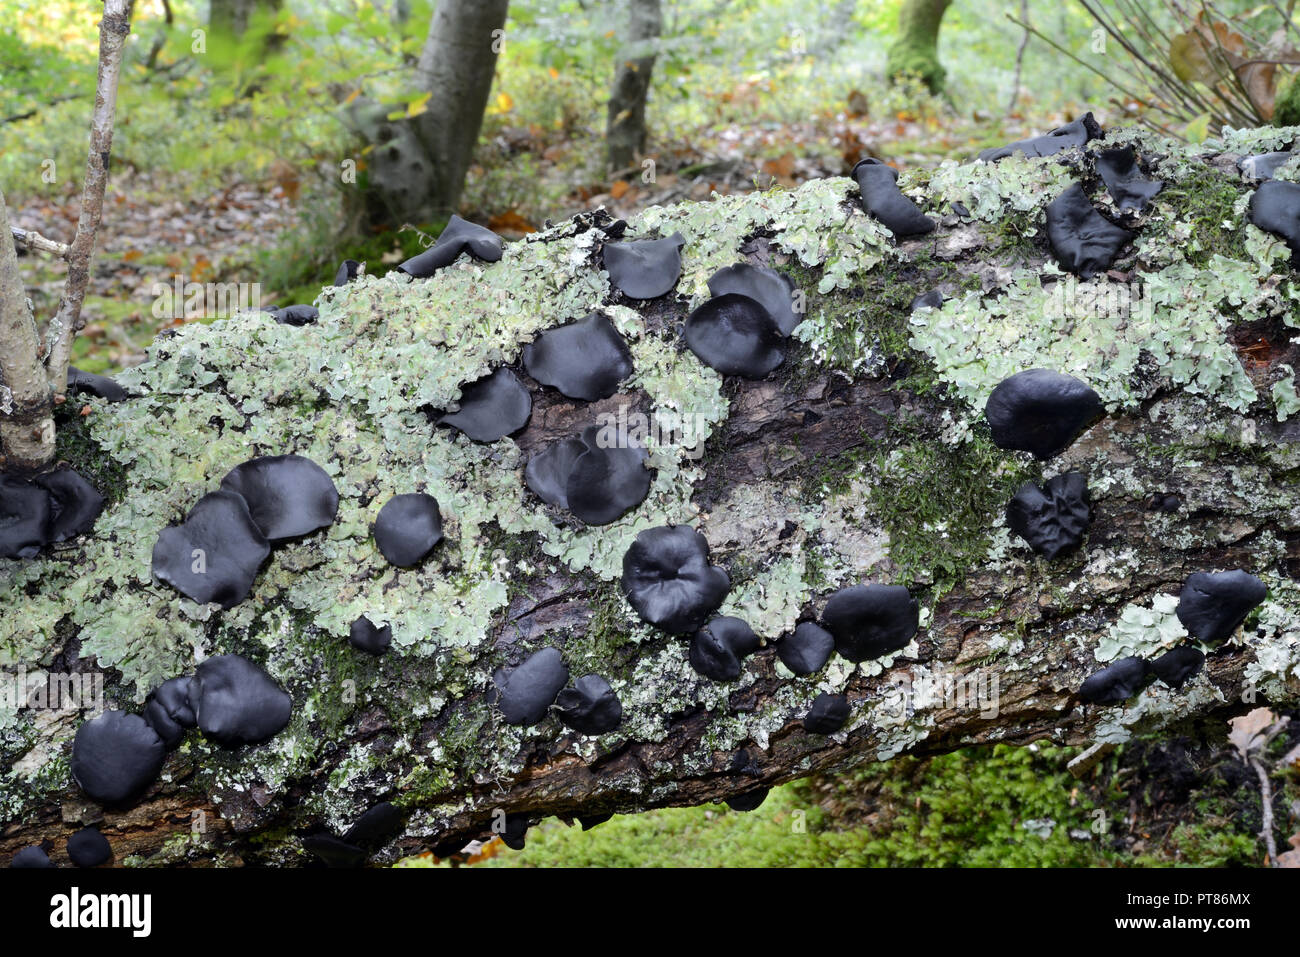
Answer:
(1271, 365, 1300, 422)
(1093, 593, 1190, 663)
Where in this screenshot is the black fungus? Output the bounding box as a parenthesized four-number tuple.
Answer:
(151, 490, 271, 608)
(66, 827, 112, 868)
(70, 710, 166, 805)
(333, 259, 362, 286)
(1150, 645, 1205, 690)
(684, 293, 786, 379)
(724, 788, 769, 812)
(33, 468, 105, 543)
(266, 305, 319, 326)
(437, 367, 532, 442)
(522, 311, 634, 401)
(851, 158, 935, 237)
(706, 263, 802, 335)
(343, 802, 405, 848)
(373, 492, 443, 567)
(303, 832, 366, 868)
(524, 437, 587, 510)
(67, 365, 128, 401)
(984, 368, 1105, 460)
(492, 647, 570, 726)
(978, 112, 1102, 162)
(1045, 183, 1133, 279)
(1176, 570, 1268, 644)
(0, 475, 52, 559)
(1095, 146, 1163, 212)
(777, 622, 834, 675)
(578, 812, 614, 830)
(219, 454, 339, 542)
(499, 813, 530, 850)
(1006, 471, 1092, 559)
(621, 525, 730, 634)
(188, 654, 292, 747)
(1248, 179, 1300, 259)
(909, 289, 944, 312)
(1240, 151, 1294, 181)
(821, 584, 919, 663)
(1078, 656, 1151, 705)
(555, 674, 623, 735)
(349, 615, 392, 655)
(526, 426, 652, 526)
(398, 215, 504, 278)
(803, 692, 851, 734)
(602, 231, 686, 299)
(688, 616, 761, 681)
(10, 846, 52, 868)
(142, 675, 197, 749)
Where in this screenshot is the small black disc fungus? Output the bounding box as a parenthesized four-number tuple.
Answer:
(821, 584, 919, 663)
(66, 827, 112, 868)
(142, 675, 196, 749)
(10, 846, 52, 868)
(1045, 183, 1133, 279)
(151, 490, 271, 608)
(1095, 146, 1163, 212)
(724, 788, 769, 812)
(303, 832, 366, 868)
(373, 492, 444, 567)
(684, 293, 786, 379)
(527, 426, 652, 527)
(803, 692, 851, 734)
(219, 454, 339, 542)
(1176, 570, 1268, 644)
(0, 475, 52, 559)
(978, 112, 1102, 162)
(602, 232, 686, 299)
(70, 710, 166, 805)
(492, 646, 570, 726)
(851, 157, 935, 237)
(984, 368, 1105, 460)
(499, 813, 531, 850)
(706, 263, 802, 335)
(67, 365, 128, 401)
(266, 304, 319, 326)
(344, 801, 405, 848)
(524, 437, 587, 510)
(522, 311, 634, 401)
(437, 367, 532, 442)
(909, 289, 944, 312)
(349, 615, 393, 655)
(1150, 645, 1206, 690)
(688, 616, 761, 681)
(397, 215, 503, 278)
(188, 654, 292, 747)
(621, 525, 730, 634)
(1006, 471, 1092, 559)
(333, 259, 362, 286)
(555, 674, 623, 735)
(33, 468, 105, 543)
(578, 812, 614, 830)
(1247, 179, 1300, 260)
(1078, 656, 1151, 705)
(1240, 151, 1295, 181)
(777, 622, 834, 675)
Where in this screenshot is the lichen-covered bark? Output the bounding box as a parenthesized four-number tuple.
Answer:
(3, 126, 1300, 866)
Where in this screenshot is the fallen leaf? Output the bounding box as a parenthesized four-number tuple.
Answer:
(1228, 707, 1275, 759)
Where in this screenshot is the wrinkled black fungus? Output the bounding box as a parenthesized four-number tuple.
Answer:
(188, 654, 292, 747)
(851, 158, 935, 237)
(142, 675, 196, 749)
(1046, 183, 1133, 279)
(526, 426, 651, 526)
(1150, 645, 1205, 689)
(1006, 471, 1092, 559)
(1240, 151, 1295, 181)
(822, 584, 919, 662)
(0, 475, 51, 559)
(266, 304, 319, 326)
(219, 454, 339, 542)
(909, 289, 943, 312)
(724, 788, 769, 812)
(303, 832, 366, 868)
(66, 827, 112, 868)
(578, 812, 613, 830)
(373, 492, 443, 567)
(602, 232, 686, 299)
(33, 468, 104, 543)
(344, 802, 404, 847)
(67, 365, 128, 401)
(688, 616, 761, 681)
(151, 490, 270, 608)
(1095, 146, 1163, 212)
(492, 647, 569, 726)
(985, 368, 1105, 460)
(777, 622, 834, 675)
(1078, 656, 1151, 705)
(1176, 570, 1267, 644)
(10, 846, 51, 868)
(621, 525, 730, 634)
(684, 293, 786, 379)
(522, 311, 634, 401)
(333, 259, 362, 286)
(706, 263, 801, 335)
(1146, 493, 1181, 513)
(978, 112, 1102, 162)
(1248, 179, 1300, 259)
(397, 214, 504, 277)
(349, 615, 392, 655)
(803, 692, 850, 734)
(500, 813, 530, 850)
(70, 710, 166, 805)
(555, 674, 623, 735)
(437, 367, 532, 442)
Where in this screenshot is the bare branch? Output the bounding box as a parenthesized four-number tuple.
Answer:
(9, 226, 71, 260)
(0, 189, 55, 470)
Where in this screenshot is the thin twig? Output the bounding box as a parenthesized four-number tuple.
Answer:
(8, 227, 71, 260)
(1250, 756, 1279, 864)
(1007, 0, 1030, 116)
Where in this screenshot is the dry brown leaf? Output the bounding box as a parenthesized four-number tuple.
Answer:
(1228, 707, 1276, 758)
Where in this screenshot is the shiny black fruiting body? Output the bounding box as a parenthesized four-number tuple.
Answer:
(1006, 471, 1092, 559)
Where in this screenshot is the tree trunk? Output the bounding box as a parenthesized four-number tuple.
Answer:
(0, 190, 54, 472)
(3, 129, 1299, 866)
(886, 0, 952, 94)
(606, 0, 663, 173)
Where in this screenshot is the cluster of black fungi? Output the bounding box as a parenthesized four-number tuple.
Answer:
(7, 111, 1295, 864)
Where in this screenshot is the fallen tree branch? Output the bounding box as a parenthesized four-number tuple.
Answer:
(9, 226, 71, 260)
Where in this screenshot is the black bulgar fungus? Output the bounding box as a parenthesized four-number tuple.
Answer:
(688, 615, 761, 681)
(491, 646, 570, 726)
(188, 654, 292, 747)
(1176, 570, 1267, 644)
(349, 615, 392, 655)
(909, 289, 944, 312)
(33, 468, 105, 543)
(142, 675, 197, 749)
(821, 584, 919, 663)
(803, 692, 851, 734)
(978, 111, 1102, 162)
(555, 674, 623, 735)
(522, 311, 634, 401)
(500, 813, 530, 850)
(1006, 471, 1092, 559)
(1045, 183, 1133, 279)
(151, 490, 271, 608)
(601, 231, 686, 299)
(524, 437, 587, 510)
(777, 622, 834, 675)
(706, 263, 801, 335)
(0, 475, 52, 559)
(578, 812, 614, 830)
(343, 801, 405, 848)
(70, 710, 166, 805)
(302, 832, 366, 868)
(851, 157, 935, 237)
(1095, 146, 1163, 212)
(66, 827, 112, 868)
(10, 846, 52, 868)
(724, 788, 769, 812)
(1150, 645, 1205, 690)
(564, 427, 652, 526)
(437, 367, 532, 442)
(218, 454, 339, 542)
(67, 365, 128, 402)
(1247, 180, 1300, 259)
(397, 214, 504, 277)
(621, 525, 731, 634)
(373, 492, 443, 567)
(1078, 656, 1151, 705)
(683, 293, 786, 379)
(984, 368, 1105, 460)
(333, 258, 362, 286)
(266, 304, 319, 326)
(1240, 151, 1295, 181)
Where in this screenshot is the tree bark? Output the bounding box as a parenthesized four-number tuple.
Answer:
(208, 0, 283, 38)
(0, 190, 54, 472)
(606, 0, 663, 173)
(886, 0, 953, 94)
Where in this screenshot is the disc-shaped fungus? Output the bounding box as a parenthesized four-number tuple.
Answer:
(142, 675, 197, 748)
(1045, 183, 1133, 279)
(66, 827, 112, 868)
(499, 814, 531, 850)
(302, 833, 366, 869)
(151, 490, 271, 608)
(821, 584, 919, 663)
(10, 847, 52, 868)
(333, 259, 362, 286)
(219, 454, 339, 542)
(602, 232, 686, 299)
(803, 692, 851, 734)
(978, 112, 1102, 162)
(1175, 570, 1267, 644)
(1150, 645, 1205, 690)
(373, 492, 443, 567)
(851, 158, 935, 237)
(724, 788, 769, 812)
(1247, 180, 1300, 260)
(1240, 151, 1295, 181)
(437, 367, 532, 442)
(522, 311, 634, 401)
(491, 647, 569, 726)
(67, 365, 128, 402)
(1095, 146, 1163, 212)
(684, 293, 786, 379)
(33, 468, 105, 543)
(555, 674, 623, 735)
(349, 615, 392, 655)
(524, 437, 588, 510)
(397, 214, 504, 277)
(0, 475, 52, 559)
(1077, 656, 1151, 705)
(187, 654, 292, 747)
(528, 426, 652, 526)
(620, 525, 730, 634)
(266, 305, 319, 326)
(909, 289, 944, 312)
(706, 263, 802, 335)
(70, 710, 166, 805)
(984, 369, 1105, 460)
(1006, 471, 1092, 559)
(344, 802, 405, 848)
(777, 622, 835, 675)
(688, 616, 761, 681)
